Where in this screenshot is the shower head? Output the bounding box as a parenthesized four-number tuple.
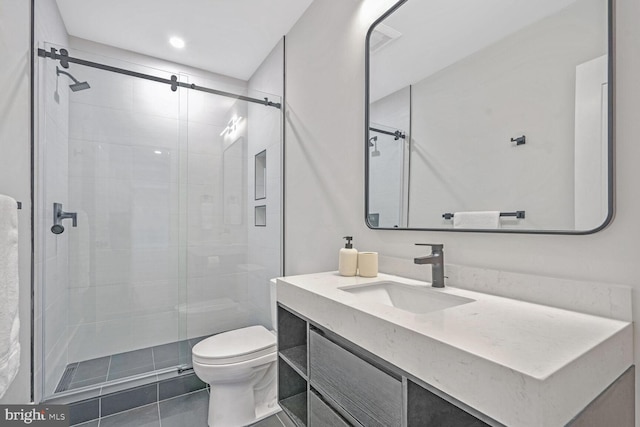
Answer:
(69, 81, 91, 92)
(368, 136, 378, 147)
(56, 66, 90, 92)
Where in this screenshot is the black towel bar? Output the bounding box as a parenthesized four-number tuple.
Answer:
(442, 211, 525, 220)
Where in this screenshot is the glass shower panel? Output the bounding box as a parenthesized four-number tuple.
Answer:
(38, 43, 283, 402)
(184, 87, 282, 343)
(38, 44, 188, 400)
(185, 89, 249, 341)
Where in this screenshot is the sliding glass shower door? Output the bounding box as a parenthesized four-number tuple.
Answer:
(37, 44, 190, 400)
(37, 43, 283, 403)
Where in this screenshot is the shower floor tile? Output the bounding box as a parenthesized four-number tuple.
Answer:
(55, 335, 210, 394)
(152, 339, 190, 370)
(68, 375, 108, 391)
(107, 365, 156, 381)
(109, 349, 153, 375)
(72, 356, 110, 383)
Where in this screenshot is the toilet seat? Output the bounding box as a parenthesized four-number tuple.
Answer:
(192, 325, 277, 365)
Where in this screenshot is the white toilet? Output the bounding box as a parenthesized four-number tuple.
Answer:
(192, 281, 279, 427)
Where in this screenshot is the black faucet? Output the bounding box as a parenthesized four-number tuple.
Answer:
(414, 244, 445, 288)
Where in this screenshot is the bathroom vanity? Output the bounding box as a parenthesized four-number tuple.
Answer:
(276, 272, 633, 426)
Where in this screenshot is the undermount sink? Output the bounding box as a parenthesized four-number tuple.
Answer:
(339, 281, 474, 314)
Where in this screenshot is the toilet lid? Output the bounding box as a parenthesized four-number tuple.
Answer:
(192, 325, 277, 365)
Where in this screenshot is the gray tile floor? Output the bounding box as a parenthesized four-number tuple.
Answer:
(72, 389, 288, 427)
(58, 337, 208, 393)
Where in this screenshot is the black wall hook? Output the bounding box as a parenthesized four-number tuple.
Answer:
(511, 135, 526, 145)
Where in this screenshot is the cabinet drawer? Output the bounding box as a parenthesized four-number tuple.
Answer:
(309, 390, 357, 427)
(309, 331, 402, 427)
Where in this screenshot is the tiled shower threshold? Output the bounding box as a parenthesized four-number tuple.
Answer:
(55, 335, 209, 394)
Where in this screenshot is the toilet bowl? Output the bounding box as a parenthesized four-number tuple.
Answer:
(192, 326, 279, 426)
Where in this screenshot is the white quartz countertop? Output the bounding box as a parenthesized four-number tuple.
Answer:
(276, 272, 633, 427)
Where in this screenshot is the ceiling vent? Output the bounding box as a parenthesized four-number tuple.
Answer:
(369, 24, 402, 54)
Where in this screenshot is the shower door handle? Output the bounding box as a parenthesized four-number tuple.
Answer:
(51, 202, 77, 234)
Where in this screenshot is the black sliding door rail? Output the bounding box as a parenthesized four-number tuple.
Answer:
(369, 127, 406, 140)
(38, 47, 281, 109)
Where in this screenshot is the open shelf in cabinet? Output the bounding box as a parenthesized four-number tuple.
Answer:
(278, 356, 307, 426)
(278, 305, 308, 376)
(279, 345, 307, 379)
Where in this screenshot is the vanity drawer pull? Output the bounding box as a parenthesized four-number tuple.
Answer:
(309, 331, 402, 427)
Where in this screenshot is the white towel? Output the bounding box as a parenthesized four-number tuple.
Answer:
(453, 211, 501, 229)
(0, 194, 20, 399)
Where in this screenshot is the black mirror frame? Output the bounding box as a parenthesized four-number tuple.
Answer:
(364, 0, 615, 235)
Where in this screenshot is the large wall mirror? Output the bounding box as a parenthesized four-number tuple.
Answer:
(365, 0, 613, 233)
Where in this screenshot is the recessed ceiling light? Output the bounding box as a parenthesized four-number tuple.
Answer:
(169, 37, 185, 49)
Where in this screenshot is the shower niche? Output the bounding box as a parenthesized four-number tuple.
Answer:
(254, 149, 267, 227)
(255, 149, 267, 200)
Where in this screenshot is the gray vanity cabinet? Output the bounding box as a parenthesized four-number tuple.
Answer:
(277, 304, 493, 427)
(309, 330, 402, 426)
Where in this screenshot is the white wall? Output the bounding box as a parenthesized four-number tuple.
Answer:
(284, 0, 640, 422)
(0, 0, 32, 405)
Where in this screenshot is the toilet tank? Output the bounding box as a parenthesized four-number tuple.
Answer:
(270, 279, 277, 330)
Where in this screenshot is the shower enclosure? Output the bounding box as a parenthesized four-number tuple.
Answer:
(35, 43, 282, 402)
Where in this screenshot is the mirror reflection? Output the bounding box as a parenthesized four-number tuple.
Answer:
(366, 0, 611, 233)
